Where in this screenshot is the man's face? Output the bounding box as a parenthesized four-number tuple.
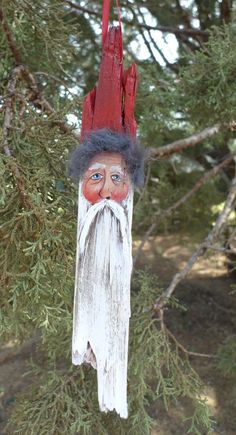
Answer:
(82, 152, 130, 204)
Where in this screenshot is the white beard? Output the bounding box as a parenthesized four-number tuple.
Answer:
(72, 184, 133, 419)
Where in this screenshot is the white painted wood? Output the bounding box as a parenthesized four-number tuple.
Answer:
(72, 184, 133, 418)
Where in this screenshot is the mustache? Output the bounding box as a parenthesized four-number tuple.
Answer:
(79, 199, 128, 255)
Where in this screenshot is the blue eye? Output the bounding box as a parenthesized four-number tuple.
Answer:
(90, 173, 103, 180)
(111, 174, 121, 182)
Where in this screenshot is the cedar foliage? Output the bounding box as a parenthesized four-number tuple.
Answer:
(1, 0, 236, 434)
(9, 273, 211, 435)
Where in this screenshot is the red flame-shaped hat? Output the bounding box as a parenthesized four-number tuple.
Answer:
(81, 0, 138, 141)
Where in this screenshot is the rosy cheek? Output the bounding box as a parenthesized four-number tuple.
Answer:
(83, 181, 102, 204)
(111, 184, 129, 202)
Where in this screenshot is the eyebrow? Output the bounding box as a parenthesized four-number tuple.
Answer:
(110, 165, 124, 173)
(88, 163, 106, 170)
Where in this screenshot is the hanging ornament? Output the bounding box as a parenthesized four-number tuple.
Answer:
(69, 0, 144, 419)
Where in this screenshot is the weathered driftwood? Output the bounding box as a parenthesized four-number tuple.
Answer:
(72, 184, 133, 418)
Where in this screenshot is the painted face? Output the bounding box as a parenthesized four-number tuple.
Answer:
(82, 152, 130, 204)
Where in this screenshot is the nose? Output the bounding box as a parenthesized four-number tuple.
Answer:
(99, 176, 114, 200)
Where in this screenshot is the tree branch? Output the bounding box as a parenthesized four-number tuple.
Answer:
(64, 0, 100, 17)
(19, 67, 81, 141)
(175, 0, 192, 28)
(154, 175, 236, 310)
(1, 66, 42, 215)
(137, 7, 179, 72)
(63, 0, 209, 39)
(0, 3, 220, 155)
(157, 305, 217, 358)
(220, 0, 232, 24)
(0, 7, 80, 142)
(1, 66, 23, 156)
(135, 16, 158, 64)
(0, 7, 22, 64)
(134, 152, 235, 264)
(163, 325, 218, 359)
(147, 124, 221, 159)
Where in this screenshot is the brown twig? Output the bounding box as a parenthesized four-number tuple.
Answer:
(156, 304, 217, 358)
(20, 66, 81, 141)
(208, 296, 235, 315)
(0, 7, 22, 63)
(1, 65, 24, 155)
(154, 176, 236, 310)
(175, 0, 192, 28)
(64, 0, 209, 39)
(137, 7, 179, 71)
(135, 20, 209, 39)
(163, 325, 218, 359)
(158, 153, 235, 213)
(34, 71, 78, 97)
(205, 245, 236, 255)
(136, 17, 158, 64)
(134, 153, 235, 264)
(220, 0, 232, 24)
(1, 66, 42, 213)
(147, 124, 221, 159)
(64, 0, 100, 17)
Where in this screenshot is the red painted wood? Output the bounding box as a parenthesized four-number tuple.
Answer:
(123, 64, 138, 136)
(102, 0, 110, 48)
(81, 0, 138, 141)
(92, 26, 123, 133)
(81, 87, 96, 139)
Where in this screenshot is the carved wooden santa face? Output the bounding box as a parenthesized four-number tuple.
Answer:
(82, 152, 130, 204)
(73, 149, 134, 419)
